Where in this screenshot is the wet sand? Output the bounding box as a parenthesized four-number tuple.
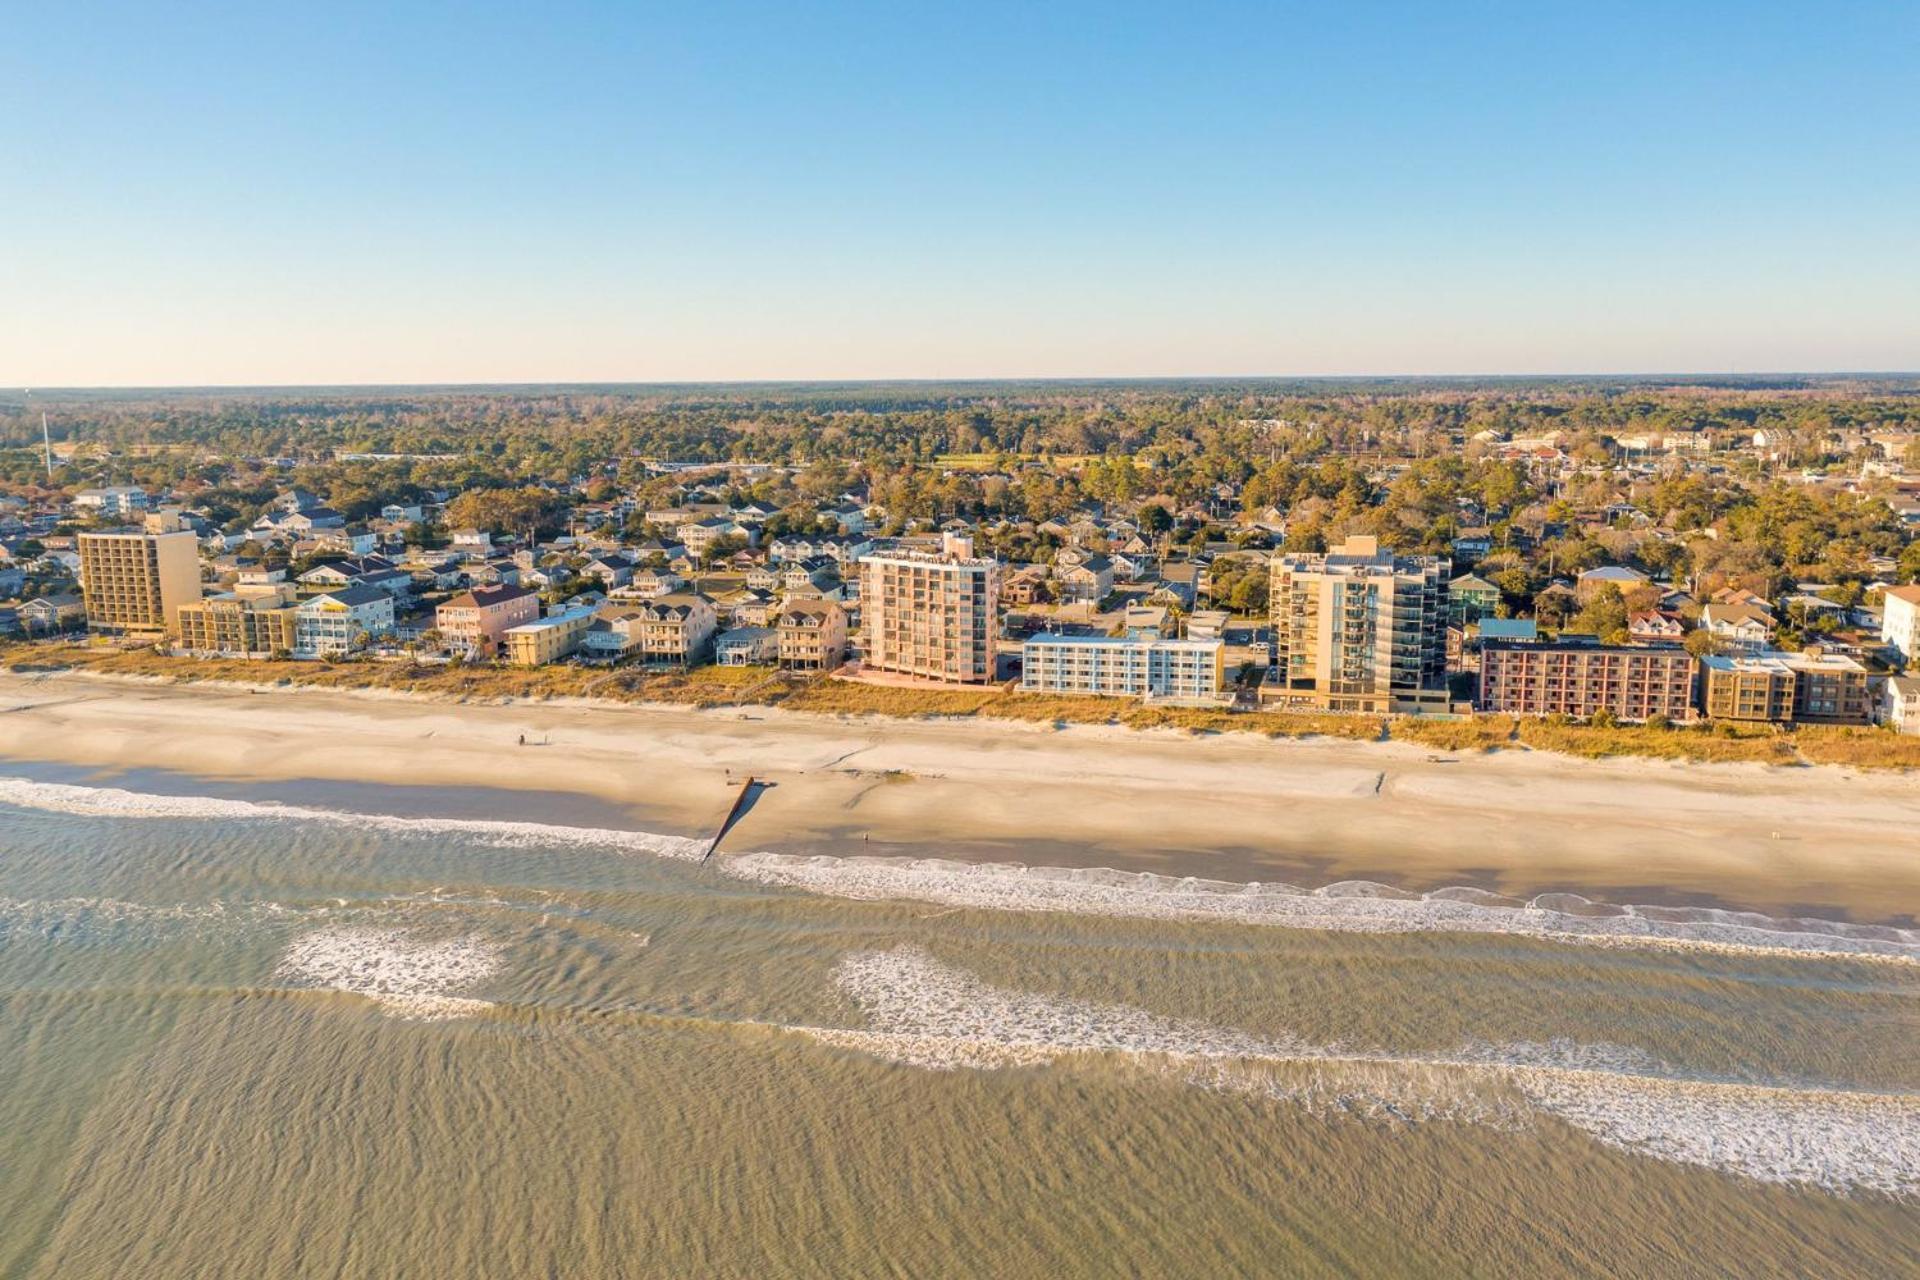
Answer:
(2, 669, 1917, 923)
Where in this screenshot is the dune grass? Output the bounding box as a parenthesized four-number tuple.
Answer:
(10, 642, 1920, 769)
(1390, 716, 1518, 752)
(1514, 719, 1798, 764)
(776, 680, 1000, 718)
(977, 693, 1127, 725)
(1791, 726, 1920, 770)
(0, 644, 789, 707)
(1118, 706, 1385, 740)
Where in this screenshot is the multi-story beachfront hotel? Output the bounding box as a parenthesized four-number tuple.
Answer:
(174, 584, 300, 656)
(858, 534, 1001, 684)
(1266, 534, 1449, 714)
(1020, 633, 1223, 700)
(1478, 636, 1696, 722)
(78, 522, 203, 637)
(1700, 649, 1872, 725)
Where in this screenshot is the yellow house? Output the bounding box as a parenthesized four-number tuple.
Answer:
(503, 606, 596, 666)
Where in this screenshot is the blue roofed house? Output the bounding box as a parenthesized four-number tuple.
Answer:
(1478, 618, 1539, 642)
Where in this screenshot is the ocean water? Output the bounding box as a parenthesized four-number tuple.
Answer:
(1, 768, 1917, 1278)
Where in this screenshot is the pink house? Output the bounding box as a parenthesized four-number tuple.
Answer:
(435, 583, 540, 657)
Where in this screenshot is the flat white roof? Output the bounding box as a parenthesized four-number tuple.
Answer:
(504, 606, 596, 634)
(1024, 634, 1219, 651)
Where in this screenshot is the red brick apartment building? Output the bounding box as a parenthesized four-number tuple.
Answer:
(1478, 638, 1696, 722)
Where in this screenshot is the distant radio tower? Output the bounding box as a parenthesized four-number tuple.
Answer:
(24, 388, 53, 478)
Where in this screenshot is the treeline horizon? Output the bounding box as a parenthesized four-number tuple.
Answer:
(5, 383, 1920, 549)
(5, 371, 1920, 411)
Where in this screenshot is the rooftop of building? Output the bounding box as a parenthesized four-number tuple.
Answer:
(1277, 534, 1443, 573)
(78, 525, 195, 540)
(1477, 618, 1540, 641)
(440, 583, 539, 609)
(779, 600, 844, 622)
(1482, 634, 1690, 658)
(303, 584, 391, 609)
(503, 605, 597, 634)
(861, 549, 997, 568)
(1700, 648, 1866, 674)
(1024, 632, 1221, 650)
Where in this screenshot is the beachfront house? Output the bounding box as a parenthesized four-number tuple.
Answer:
(633, 593, 718, 666)
(295, 585, 395, 656)
(435, 583, 540, 658)
(777, 600, 848, 671)
(1882, 675, 1920, 734)
(502, 605, 596, 666)
(715, 625, 779, 666)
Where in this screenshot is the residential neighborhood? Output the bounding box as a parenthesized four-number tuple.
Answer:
(7, 384, 1920, 740)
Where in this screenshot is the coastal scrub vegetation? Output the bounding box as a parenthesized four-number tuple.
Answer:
(18, 644, 1920, 768)
(1512, 718, 1799, 765)
(1390, 717, 1519, 753)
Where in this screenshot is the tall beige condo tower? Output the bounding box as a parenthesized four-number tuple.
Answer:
(78, 526, 203, 636)
(858, 533, 1001, 683)
(1268, 534, 1450, 714)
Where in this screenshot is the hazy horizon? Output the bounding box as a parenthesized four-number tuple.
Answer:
(10, 369, 1920, 401)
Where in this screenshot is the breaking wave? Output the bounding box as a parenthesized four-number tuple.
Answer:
(0, 894, 256, 943)
(727, 854, 1920, 963)
(275, 925, 502, 1021)
(6, 774, 1916, 963)
(802, 947, 1920, 1197)
(803, 944, 1301, 1070)
(0, 775, 705, 860)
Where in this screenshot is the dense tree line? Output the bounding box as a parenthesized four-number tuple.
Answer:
(4, 384, 1918, 604)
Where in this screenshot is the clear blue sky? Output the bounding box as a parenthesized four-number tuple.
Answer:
(3, 1, 1916, 385)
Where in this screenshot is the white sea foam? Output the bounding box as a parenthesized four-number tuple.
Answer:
(0, 775, 705, 860)
(1512, 1069, 1920, 1197)
(275, 925, 502, 1020)
(7, 773, 1916, 963)
(812, 944, 1296, 1069)
(0, 886, 584, 949)
(802, 947, 1920, 1197)
(728, 853, 1920, 963)
(1454, 1037, 1665, 1074)
(0, 894, 238, 941)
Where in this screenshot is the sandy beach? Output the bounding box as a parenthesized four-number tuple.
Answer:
(2, 669, 1917, 923)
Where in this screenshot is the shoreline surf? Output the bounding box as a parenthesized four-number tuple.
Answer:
(4, 771, 1915, 965)
(4, 671, 1918, 925)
